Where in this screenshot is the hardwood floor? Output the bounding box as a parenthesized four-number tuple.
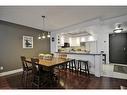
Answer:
(0, 69, 127, 89)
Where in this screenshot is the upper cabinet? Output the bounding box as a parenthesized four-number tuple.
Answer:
(70, 37, 80, 46)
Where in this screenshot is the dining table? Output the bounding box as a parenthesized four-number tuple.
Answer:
(25, 57, 73, 86)
(26, 57, 72, 69)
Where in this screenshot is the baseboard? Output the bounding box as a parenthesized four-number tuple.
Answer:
(0, 68, 23, 77)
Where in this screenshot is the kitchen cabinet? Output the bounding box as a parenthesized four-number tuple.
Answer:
(70, 38, 80, 46)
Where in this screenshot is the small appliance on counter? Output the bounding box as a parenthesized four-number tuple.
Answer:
(63, 42, 70, 48)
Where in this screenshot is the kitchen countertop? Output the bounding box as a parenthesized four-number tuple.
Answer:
(55, 52, 102, 55)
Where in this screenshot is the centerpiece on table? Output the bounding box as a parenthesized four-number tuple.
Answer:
(39, 52, 53, 60)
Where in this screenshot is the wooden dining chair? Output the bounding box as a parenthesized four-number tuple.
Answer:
(20, 56, 32, 87)
(31, 58, 51, 88)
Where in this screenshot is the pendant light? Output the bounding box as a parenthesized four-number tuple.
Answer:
(47, 32, 50, 38)
(38, 35, 41, 39)
(41, 16, 46, 39)
(38, 16, 50, 39)
(42, 33, 46, 39)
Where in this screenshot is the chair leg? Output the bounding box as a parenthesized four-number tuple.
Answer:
(24, 72, 27, 88)
(38, 78, 40, 88)
(21, 71, 25, 87)
(80, 62, 81, 74)
(26, 71, 29, 88)
(87, 63, 90, 75)
(74, 60, 76, 72)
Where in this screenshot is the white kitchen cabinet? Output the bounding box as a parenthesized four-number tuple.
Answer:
(70, 37, 80, 46)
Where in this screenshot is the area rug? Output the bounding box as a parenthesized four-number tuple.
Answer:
(114, 65, 127, 74)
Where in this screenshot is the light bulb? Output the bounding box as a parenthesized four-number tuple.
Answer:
(38, 35, 41, 39)
(114, 29, 122, 33)
(42, 35, 46, 39)
(47, 34, 50, 38)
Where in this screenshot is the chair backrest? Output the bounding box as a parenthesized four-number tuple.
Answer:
(31, 58, 39, 75)
(20, 56, 28, 71)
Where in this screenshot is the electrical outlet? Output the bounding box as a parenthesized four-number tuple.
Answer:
(0, 66, 3, 70)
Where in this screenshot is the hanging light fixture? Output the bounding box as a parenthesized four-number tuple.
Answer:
(41, 16, 46, 39)
(38, 16, 50, 39)
(42, 33, 46, 39)
(113, 23, 123, 33)
(38, 35, 41, 39)
(47, 32, 50, 38)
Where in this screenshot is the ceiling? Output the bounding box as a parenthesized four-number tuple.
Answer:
(0, 6, 127, 32)
(62, 31, 91, 37)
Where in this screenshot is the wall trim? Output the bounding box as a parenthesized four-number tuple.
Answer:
(0, 68, 23, 77)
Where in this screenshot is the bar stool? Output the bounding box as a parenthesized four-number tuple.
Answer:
(77, 60, 89, 75)
(69, 59, 77, 72)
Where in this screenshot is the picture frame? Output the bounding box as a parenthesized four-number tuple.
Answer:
(23, 36, 33, 48)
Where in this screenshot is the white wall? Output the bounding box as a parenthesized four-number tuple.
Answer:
(50, 32, 58, 53)
(96, 15, 127, 63)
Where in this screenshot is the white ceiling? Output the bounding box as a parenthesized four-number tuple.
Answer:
(0, 6, 127, 32)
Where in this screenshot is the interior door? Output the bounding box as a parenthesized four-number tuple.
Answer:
(109, 33, 127, 64)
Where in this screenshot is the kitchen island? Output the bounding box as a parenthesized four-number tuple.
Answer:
(55, 52, 103, 77)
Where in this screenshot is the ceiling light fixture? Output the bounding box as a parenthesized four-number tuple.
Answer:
(38, 16, 50, 39)
(113, 23, 123, 33)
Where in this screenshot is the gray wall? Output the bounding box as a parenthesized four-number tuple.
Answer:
(0, 20, 50, 73)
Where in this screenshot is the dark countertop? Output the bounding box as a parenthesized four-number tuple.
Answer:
(55, 52, 102, 55)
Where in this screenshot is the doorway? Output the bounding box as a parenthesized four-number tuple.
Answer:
(109, 33, 127, 64)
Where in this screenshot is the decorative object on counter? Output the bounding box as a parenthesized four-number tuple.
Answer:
(38, 16, 50, 40)
(23, 36, 33, 48)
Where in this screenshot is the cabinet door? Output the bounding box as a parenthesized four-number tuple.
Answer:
(109, 33, 127, 64)
(71, 38, 80, 46)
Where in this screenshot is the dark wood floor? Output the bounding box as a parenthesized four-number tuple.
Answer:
(0, 69, 127, 89)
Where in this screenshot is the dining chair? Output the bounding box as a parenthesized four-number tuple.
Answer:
(20, 56, 32, 87)
(77, 60, 89, 75)
(31, 58, 51, 88)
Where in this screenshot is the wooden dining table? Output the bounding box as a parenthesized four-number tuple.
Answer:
(26, 57, 72, 86)
(26, 57, 72, 69)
